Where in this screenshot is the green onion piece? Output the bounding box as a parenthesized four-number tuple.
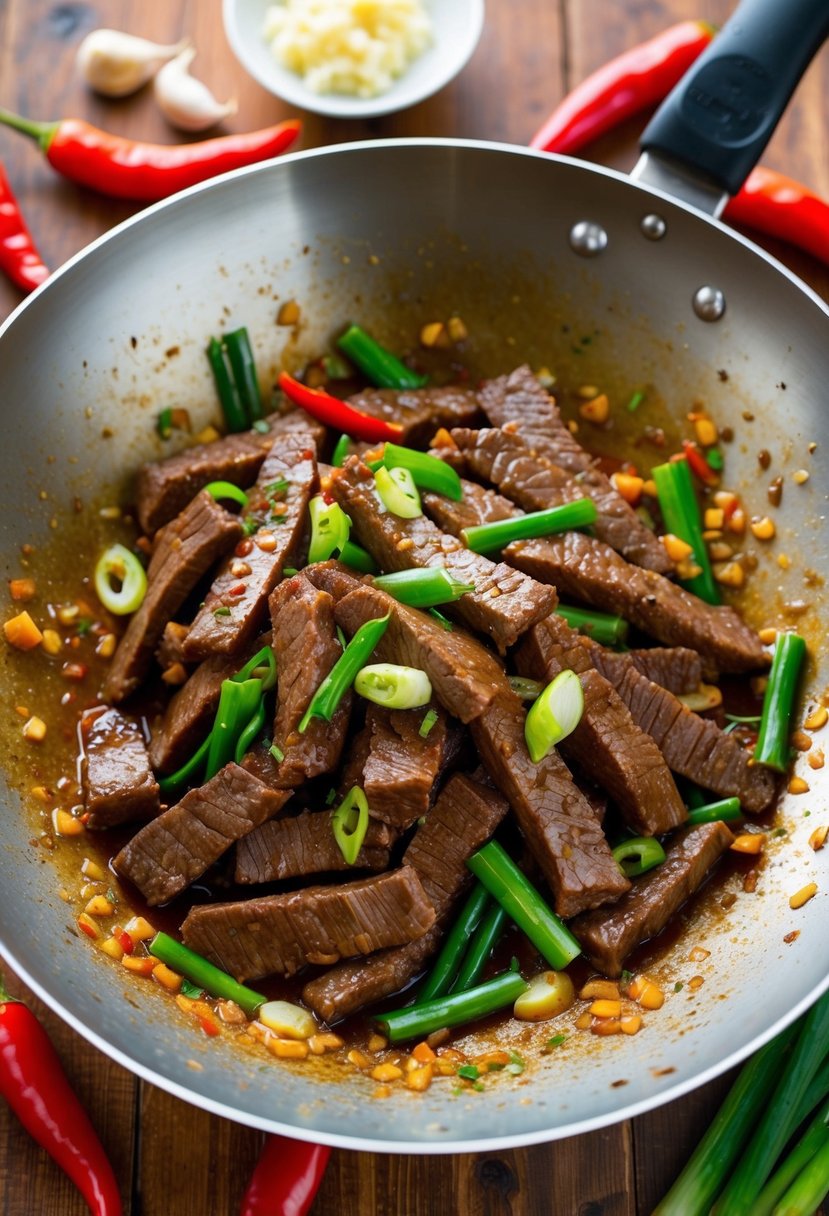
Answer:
(462, 498, 597, 554)
(337, 323, 428, 390)
(157, 407, 174, 439)
(203, 480, 250, 509)
(753, 1096, 829, 1216)
(207, 336, 247, 433)
(94, 544, 147, 616)
(323, 353, 352, 381)
(299, 613, 390, 732)
(754, 632, 807, 772)
(652, 456, 720, 604)
(379, 971, 528, 1044)
(626, 390, 645, 413)
(354, 663, 432, 710)
(611, 837, 666, 878)
(771, 1134, 829, 1216)
(419, 708, 439, 738)
(331, 786, 370, 865)
(158, 732, 212, 799)
(451, 902, 509, 993)
(418, 884, 491, 1004)
(308, 495, 351, 564)
(467, 840, 581, 970)
(686, 797, 742, 826)
(269, 743, 284, 763)
(372, 567, 474, 608)
(339, 539, 377, 573)
(233, 644, 276, 691)
(374, 465, 422, 518)
(457, 1064, 480, 1081)
(546, 1034, 568, 1050)
(706, 448, 724, 471)
(252, 419, 270, 435)
(508, 676, 543, 702)
(524, 669, 584, 763)
(234, 700, 266, 765)
(383, 442, 462, 500)
(556, 603, 629, 647)
(332, 433, 351, 467)
(205, 677, 263, 780)
(149, 932, 265, 1018)
(223, 327, 263, 422)
(428, 608, 453, 631)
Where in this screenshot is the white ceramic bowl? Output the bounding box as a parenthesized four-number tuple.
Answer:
(223, 0, 485, 118)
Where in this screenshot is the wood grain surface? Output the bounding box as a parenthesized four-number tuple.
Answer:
(0, 2, 827, 1213)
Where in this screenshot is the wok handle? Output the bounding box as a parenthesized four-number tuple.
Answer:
(639, 0, 829, 198)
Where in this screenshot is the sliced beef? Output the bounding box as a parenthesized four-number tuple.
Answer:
(235, 811, 393, 884)
(183, 433, 318, 660)
(423, 478, 518, 534)
(477, 366, 673, 574)
(148, 653, 239, 774)
(507, 531, 768, 675)
(302, 773, 508, 1021)
(336, 717, 374, 795)
(81, 707, 160, 829)
(347, 384, 481, 448)
(624, 647, 703, 695)
(103, 491, 242, 703)
(570, 822, 734, 977)
(114, 764, 290, 906)
(331, 458, 555, 652)
(362, 703, 454, 829)
(181, 866, 436, 982)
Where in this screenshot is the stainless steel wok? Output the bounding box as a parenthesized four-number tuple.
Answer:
(0, 0, 827, 1153)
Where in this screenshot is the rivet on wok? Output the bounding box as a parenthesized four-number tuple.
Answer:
(569, 221, 608, 257)
(692, 285, 726, 322)
(641, 214, 667, 240)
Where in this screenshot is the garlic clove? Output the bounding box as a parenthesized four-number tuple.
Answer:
(154, 48, 237, 133)
(77, 29, 189, 98)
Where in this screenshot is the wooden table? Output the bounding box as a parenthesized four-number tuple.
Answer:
(1, 2, 827, 1212)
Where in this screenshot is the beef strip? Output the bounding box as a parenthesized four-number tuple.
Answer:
(624, 647, 703, 695)
(183, 433, 318, 660)
(336, 717, 374, 794)
(181, 866, 436, 982)
(81, 707, 160, 829)
(362, 703, 454, 829)
(347, 384, 482, 447)
(570, 822, 734, 977)
(477, 365, 673, 574)
(148, 653, 240, 774)
(506, 531, 768, 675)
(302, 772, 508, 1021)
(103, 491, 242, 703)
(331, 458, 555, 652)
(115, 763, 291, 906)
(235, 811, 393, 884)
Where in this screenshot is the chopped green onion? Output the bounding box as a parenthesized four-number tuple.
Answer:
(508, 676, 543, 702)
(754, 1095, 829, 1216)
(299, 613, 390, 732)
(337, 323, 428, 390)
(149, 932, 265, 1017)
(451, 902, 509, 993)
(467, 840, 581, 970)
(626, 390, 645, 413)
(372, 567, 473, 608)
(556, 603, 629, 647)
(157, 407, 174, 439)
(205, 677, 263, 780)
(418, 884, 490, 1003)
(331, 786, 370, 865)
(428, 608, 453, 631)
(233, 644, 276, 691)
(203, 480, 249, 509)
(462, 498, 597, 555)
(332, 433, 351, 467)
(354, 663, 432, 710)
(611, 836, 666, 878)
(339, 539, 377, 573)
(158, 733, 211, 798)
(94, 544, 147, 616)
(308, 495, 351, 564)
(322, 353, 352, 381)
(282, 566, 298, 578)
(223, 327, 263, 422)
(213, 606, 231, 617)
(419, 708, 439, 738)
(374, 465, 422, 518)
(652, 456, 720, 604)
(457, 1064, 480, 1081)
(686, 796, 742, 825)
(383, 442, 462, 500)
(252, 419, 270, 435)
(234, 700, 266, 765)
(269, 743, 284, 763)
(545, 1034, 568, 1050)
(706, 448, 724, 471)
(524, 669, 584, 763)
(207, 336, 247, 433)
(378, 970, 528, 1044)
(754, 632, 807, 772)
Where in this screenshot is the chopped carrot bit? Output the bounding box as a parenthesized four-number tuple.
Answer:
(30, 785, 51, 803)
(611, 472, 644, 505)
(629, 976, 665, 1010)
(122, 956, 155, 976)
(196, 425, 221, 445)
(371, 1062, 403, 1082)
(793, 469, 810, 485)
(704, 508, 725, 530)
(161, 662, 188, 686)
(53, 809, 83, 837)
(792, 731, 812, 752)
(434, 1058, 457, 1077)
(750, 516, 776, 541)
(308, 1032, 343, 1055)
(84, 895, 114, 917)
(420, 322, 449, 348)
(788, 776, 810, 795)
(744, 870, 759, 894)
(620, 1015, 643, 1036)
(406, 1064, 433, 1092)
(4, 611, 43, 651)
(152, 964, 182, 993)
(22, 716, 47, 742)
(758, 627, 778, 645)
(805, 707, 828, 731)
(473, 1051, 511, 1070)
(808, 749, 825, 771)
(447, 316, 468, 343)
(412, 1041, 437, 1064)
(431, 427, 456, 450)
(778, 553, 792, 569)
(368, 1033, 387, 1053)
(81, 857, 107, 881)
(372, 1086, 392, 1099)
(726, 508, 746, 535)
(709, 541, 734, 562)
(579, 393, 610, 424)
(589, 999, 622, 1019)
(124, 916, 155, 943)
(809, 826, 828, 852)
(99, 936, 124, 961)
(277, 299, 300, 326)
(575, 1012, 593, 1030)
(661, 533, 694, 562)
(591, 1018, 622, 1036)
(730, 833, 764, 855)
(9, 578, 36, 602)
(198, 1016, 221, 1038)
(694, 417, 718, 447)
(713, 561, 745, 588)
(642, 479, 658, 497)
(688, 976, 705, 991)
(789, 883, 818, 910)
(255, 533, 276, 552)
(579, 979, 621, 1001)
(41, 629, 62, 656)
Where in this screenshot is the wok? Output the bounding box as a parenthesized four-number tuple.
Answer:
(0, 0, 828, 1153)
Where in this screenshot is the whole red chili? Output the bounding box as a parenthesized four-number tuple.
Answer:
(0, 975, 122, 1216)
(0, 108, 302, 202)
(724, 167, 829, 265)
(240, 1134, 331, 1216)
(278, 371, 404, 443)
(0, 160, 49, 293)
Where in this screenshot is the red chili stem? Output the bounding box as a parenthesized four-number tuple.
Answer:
(0, 161, 49, 293)
(240, 1135, 331, 1216)
(0, 976, 122, 1216)
(725, 167, 829, 265)
(278, 371, 404, 443)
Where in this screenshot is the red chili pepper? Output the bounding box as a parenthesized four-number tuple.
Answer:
(0, 976, 122, 1216)
(681, 440, 719, 487)
(240, 1135, 330, 1216)
(0, 108, 302, 202)
(725, 167, 829, 265)
(278, 371, 404, 443)
(0, 161, 49, 293)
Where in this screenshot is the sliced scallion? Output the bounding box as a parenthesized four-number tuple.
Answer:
(372, 567, 473, 608)
(524, 669, 584, 763)
(332, 433, 352, 468)
(508, 676, 543, 702)
(354, 663, 432, 710)
(94, 544, 147, 616)
(556, 603, 629, 647)
(611, 836, 666, 878)
(203, 481, 250, 509)
(339, 539, 377, 573)
(383, 442, 462, 500)
(652, 456, 719, 605)
(374, 465, 422, 518)
(331, 786, 369, 865)
(417, 884, 490, 1004)
(308, 495, 351, 564)
(223, 327, 263, 423)
(419, 707, 439, 738)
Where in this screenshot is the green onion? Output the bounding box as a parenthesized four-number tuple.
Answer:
(299, 613, 390, 732)
(556, 603, 629, 647)
(508, 676, 543, 702)
(207, 336, 247, 433)
(307, 495, 351, 564)
(546, 1034, 568, 1050)
(269, 743, 284, 763)
(754, 632, 807, 772)
(374, 465, 422, 518)
(524, 669, 584, 763)
(94, 544, 147, 616)
(383, 442, 462, 500)
(331, 786, 369, 865)
(203, 480, 250, 509)
(626, 390, 645, 413)
(158, 733, 211, 799)
(418, 884, 491, 1003)
(753, 1096, 829, 1216)
(205, 677, 263, 780)
(332, 433, 351, 467)
(457, 1064, 480, 1081)
(686, 797, 742, 826)
(337, 323, 428, 390)
(354, 663, 432, 710)
(428, 608, 453, 631)
(706, 448, 724, 471)
(378, 970, 528, 1044)
(462, 498, 597, 555)
(611, 837, 666, 878)
(157, 407, 174, 438)
(419, 708, 439, 738)
(223, 328, 263, 422)
(234, 700, 266, 765)
(323, 353, 352, 381)
(149, 932, 265, 1018)
(772, 1135, 829, 1216)
(652, 456, 720, 604)
(233, 644, 276, 690)
(252, 419, 270, 434)
(372, 567, 474, 608)
(451, 902, 509, 993)
(467, 840, 581, 970)
(338, 539, 377, 573)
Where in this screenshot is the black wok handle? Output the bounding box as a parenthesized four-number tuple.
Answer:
(640, 0, 829, 196)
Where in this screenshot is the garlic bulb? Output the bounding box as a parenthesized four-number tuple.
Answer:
(154, 48, 237, 133)
(77, 29, 189, 98)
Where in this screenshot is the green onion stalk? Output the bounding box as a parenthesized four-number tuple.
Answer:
(652, 456, 720, 604)
(382, 442, 462, 500)
(150, 933, 265, 1018)
(451, 902, 509, 993)
(524, 669, 585, 763)
(372, 567, 474, 608)
(337, 324, 428, 390)
(377, 971, 528, 1044)
(753, 632, 807, 771)
(299, 613, 390, 732)
(354, 663, 432, 710)
(462, 498, 598, 555)
(555, 604, 629, 647)
(417, 884, 491, 1004)
(686, 797, 742, 826)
